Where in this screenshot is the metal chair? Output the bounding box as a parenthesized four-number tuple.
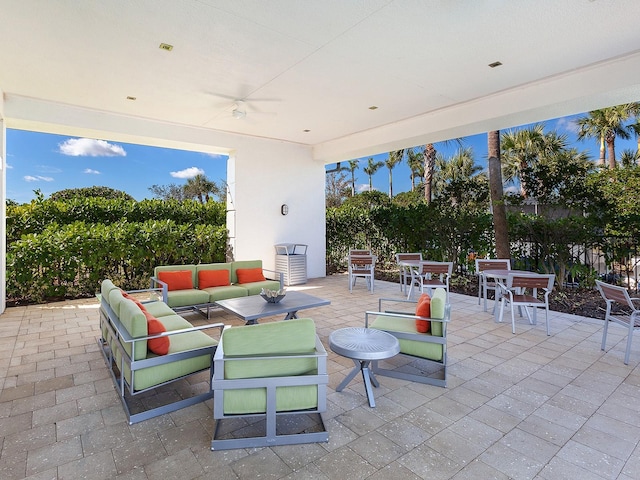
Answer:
(395, 252, 423, 293)
(496, 273, 556, 335)
(348, 254, 376, 293)
(407, 261, 453, 300)
(475, 258, 511, 312)
(596, 280, 640, 365)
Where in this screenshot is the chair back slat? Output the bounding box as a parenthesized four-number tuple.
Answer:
(508, 274, 555, 290)
(420, 262, 452, 275)
(351, 255, 374, 266)
(596, 281, 634, 307)
(350, 249, 370, 256)
(476, 259, 510, 272)
(396, 253, 422, 262)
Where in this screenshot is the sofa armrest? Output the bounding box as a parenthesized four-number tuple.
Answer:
(150, 276, 169, 303)
(262, 269, 284, 289)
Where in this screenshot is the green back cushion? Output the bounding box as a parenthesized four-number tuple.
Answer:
(118, 298, 149, 361)
(230, 260, 262, 284)
(100, 279, 118, 306)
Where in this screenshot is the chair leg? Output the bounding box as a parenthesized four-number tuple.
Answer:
(601, 319, 609, 351)
(545, 306, 550, 336)
(511, 304, 517, 334)
(624, 323, 634, 365)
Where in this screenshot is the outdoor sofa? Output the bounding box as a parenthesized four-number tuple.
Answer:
(151, 260, 283, 316)
(98, 279, 225, 424)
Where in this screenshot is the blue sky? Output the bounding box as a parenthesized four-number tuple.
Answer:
(5, 112, 639, 204)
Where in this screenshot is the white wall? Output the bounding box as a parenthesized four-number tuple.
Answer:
(228, 139, 326, 278)
(0, 114, 6, 314)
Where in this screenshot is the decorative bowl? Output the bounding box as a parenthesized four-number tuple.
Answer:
(260, 288, 286, 303)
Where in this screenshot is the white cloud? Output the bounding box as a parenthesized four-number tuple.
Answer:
(83, 168, 101, 174)
(59, 138, 127, 157)
(555, 116, 579, 134)
(170, 167, 205, 179)
(204, 153, 227, 160)
(357, 183, 374, 193)
(24, 175, 54, 182)
(6, 163, 12, 169)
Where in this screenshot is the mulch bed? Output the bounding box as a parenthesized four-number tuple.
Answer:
(374, 269, 609, 321)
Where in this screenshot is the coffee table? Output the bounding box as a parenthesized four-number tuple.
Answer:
(329, 327, 400, 407)
(214, 291, 330, 325)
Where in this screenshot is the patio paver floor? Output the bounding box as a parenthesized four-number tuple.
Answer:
(1, 275, 639, 479)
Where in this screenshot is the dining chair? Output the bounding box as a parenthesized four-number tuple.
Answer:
(395, 252, 423, 293)
(596, 280, 640, 365)
(348, 254, 376, 293)
(407, 261, 453, 300)
(475, 258, 511, 312)
(496, 273, 556, 335)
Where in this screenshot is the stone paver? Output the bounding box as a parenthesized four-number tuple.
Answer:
(1, 275, 639, 479)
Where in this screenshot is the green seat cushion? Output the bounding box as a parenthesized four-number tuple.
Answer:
(223, 385, 319, 414)
(126, 353, 213, 391)
(157, 314, 194, 331)
(237, 280, 282, 296)
(202, 285, 249, 301)
(371, 315, 444, 362)
(165, 289, 211, 308)
(142, 301, 176, 318)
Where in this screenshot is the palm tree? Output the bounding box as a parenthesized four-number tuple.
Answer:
(363, 157, 383, 191)
(619, 149, 640, 168)
(423, 144, 436, 203)
(385, 150, 404, 199)
(500, 124, 566, 197)
(407, 148, 424, 191)
(184, 174, 218, 203)
(488, 130, 510, 259)
(433, 147, 484, 205)
(576, 104, 637, 169)
(346, 159, 359, 196)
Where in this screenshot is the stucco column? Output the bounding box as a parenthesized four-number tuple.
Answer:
(0, 115, 6, 314)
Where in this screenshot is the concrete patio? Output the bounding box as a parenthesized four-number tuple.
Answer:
(1, 275, 639, 480)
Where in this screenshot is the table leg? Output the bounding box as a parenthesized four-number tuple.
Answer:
(245, 319, 258, 325)
(336, 359, 362, 392)
(284, 311, 298, 320)
(361, 362, 377, 407)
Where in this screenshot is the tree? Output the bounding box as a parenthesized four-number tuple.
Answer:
(488, 130, 510, 259)
(385, 150, 404, 199)
(346, 160, 359, 196)
(423, 144, 436, 203)
(407, 148, 424, 191)
(433, 147, 486, 206)
(148, 183, 188, 201)
(325, 169, 350, 207)
(500, 124, 566, 197)
(184, 174, 221, 204)
(363, 157, 383, 191)
(576, 104, 638, 169)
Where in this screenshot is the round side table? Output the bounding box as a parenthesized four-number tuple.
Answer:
(329, 327, 400, 407)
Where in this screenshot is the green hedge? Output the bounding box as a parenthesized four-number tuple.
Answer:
(6, 220, 227, 303)
(6, 198, 225, 243)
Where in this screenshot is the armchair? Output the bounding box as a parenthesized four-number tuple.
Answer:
(211, 318, 329, 450)
(365, 288, 449, 387)
(596, 280, 640, 365)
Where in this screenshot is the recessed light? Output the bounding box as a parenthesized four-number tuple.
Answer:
(126, 96, 137, 101)
(303, 129, 311, 132)
(159, 43, 173, 51)
(488, 61, 503, 68)
(368, 106, 378, 110)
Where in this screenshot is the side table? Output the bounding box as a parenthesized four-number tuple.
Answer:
(329, 327, 400, 407)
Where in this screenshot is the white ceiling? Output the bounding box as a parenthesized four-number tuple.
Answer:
(1, 0, 640, 163)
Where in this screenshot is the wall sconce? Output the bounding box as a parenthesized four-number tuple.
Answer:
(281, 204, 289, 216)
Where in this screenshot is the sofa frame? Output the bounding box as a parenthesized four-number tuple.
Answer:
(98, 283, 225, 424)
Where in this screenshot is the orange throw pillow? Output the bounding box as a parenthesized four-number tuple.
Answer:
(198, 269, 230, 288)
(236, 268, 266, 284)
(120, 290, 147, 311)
(145, 311, 170, 355)
(415, 293, 431, 333)
(158, 270, 193, 291)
